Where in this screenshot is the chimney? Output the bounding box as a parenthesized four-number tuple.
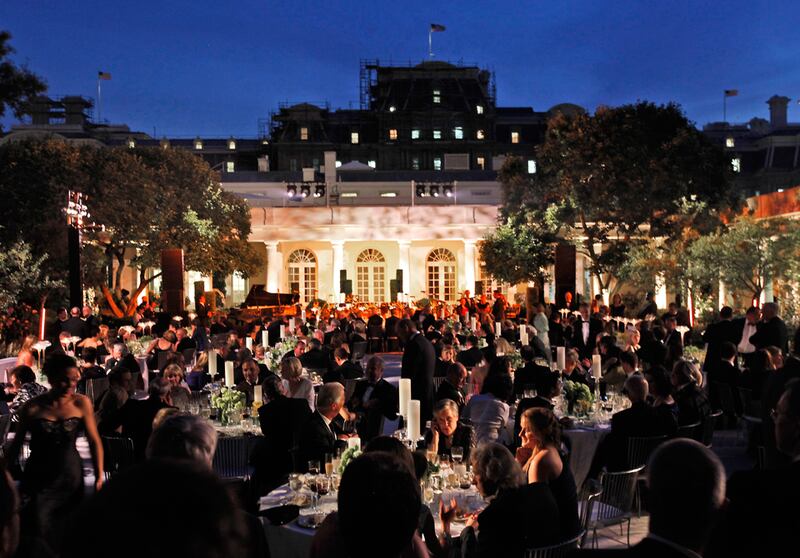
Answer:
(767, 95, 790, 129)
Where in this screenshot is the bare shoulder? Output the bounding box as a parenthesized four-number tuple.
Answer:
(72, 393, 93, 411)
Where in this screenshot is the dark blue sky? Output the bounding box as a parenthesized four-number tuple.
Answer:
(2, 0, 799, 137)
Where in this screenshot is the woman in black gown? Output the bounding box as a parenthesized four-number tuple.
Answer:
(8, 354, 104, 551)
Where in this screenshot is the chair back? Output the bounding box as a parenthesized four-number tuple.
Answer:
(625, 435, 667, 468)
(181, 348, 196, 365)
(675, 421, 701, 440)
(86, 377, 110, 409)
(711, 381, 738, 417)
(351, 341, 367, 363)
(343, 379, 359, 402)
(156, 350, 172, 372)
(594, 467, 644, 524)
(737, 387, 761, 418)
(101, 436, 136, 479)
(380, 415, 401, 436)
(212, 435, 252, 479)
(701, 410, 723, 447)
(433, 377, 447, 391)
(524, 532, 583, 558)
(579, 481, 603, 547)
(367, 325, 384, 339)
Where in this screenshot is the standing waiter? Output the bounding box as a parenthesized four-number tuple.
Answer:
(397, 319, 435, 423)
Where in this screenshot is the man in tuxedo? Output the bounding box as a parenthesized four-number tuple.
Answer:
(456, 335, 484, 369)
(61, 306, 87, 339)
(706, 380, 800, 557)
(104, 343, 127, 372)
(513, 345, 551, 397)
(297, 382, 348, 472)
(702, 306, 738, 372)
(348, 356, 398, 441)
(706, 342, 741, 416)
(81, 305, 100, 331)
(435, 362, 467, 411)
(300, 338, 329, 370)
(571, 303, 603, 361)
(235, 358, 261, 406)
(574, 439, 726, 558)
(749, 302, 788, 353)
(398, 318, 436, 422)
(323, 347, 363, 384)
(112, 378, 174, 462)
(662, 316, 684, 368)
(733, 306, 760, 368)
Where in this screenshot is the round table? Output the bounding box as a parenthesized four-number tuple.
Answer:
(563, 422, 611, 489)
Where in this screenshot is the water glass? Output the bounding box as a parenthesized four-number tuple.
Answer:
(308, 460, 320, 475)
(451, 447, 464, 465)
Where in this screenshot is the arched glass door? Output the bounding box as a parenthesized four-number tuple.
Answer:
(356, 249, 386, 302)
(287, 249, 317, 303)
(426, 248, 457, 302)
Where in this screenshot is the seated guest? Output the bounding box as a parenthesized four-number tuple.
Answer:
(435, 345, 456, 377)
(104, 342, 127, 372)
(514, 371, 562, 441)
(300, 338, 330, 370)
(707, 341, 742, 416)
(146, 413, 217, 468)
(645, 365, 679, 437)
(175, 327, 196, 353)
(6, 365, 47, 423)
(78, 346, 106, 393)
(310, 452, 427, 558)
(562, 348, 594, 388)
(513, 345, 551, 397)
(162, 363, 191, 410)
(112, 378, 175, 462)
(297, 382, 349, 472)
(462, 374, 512, 445)
(589, 375, 675, 477)
(146, 330, 177, 371)
(740, 348, 773, 400)
(348, 356, 398, 441)
(457, 335, 484, 369)
(435, 362, 467, 411)
(96, 366, 133, 435)
(324, 347, 363, 384)
(706, 379, 800, 557)
(598, 336, 626, 390)
(186, 352, 212, 391)
(440, 443, 560, 556)
(672, 360, 711, 426)
(255, 375, 312, 492)
(235, 358, 262, 406)
(516, 408, 579, 541)
(424, 399, 476, 463)
(576, 439, 726, 558)
(282, 356, 315, 411)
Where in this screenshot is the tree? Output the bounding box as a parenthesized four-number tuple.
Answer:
(0, 236, 62, 308)
(0, 31, 47, 131)
(688, 215, 800, 305)
(489, 102, 737, 296)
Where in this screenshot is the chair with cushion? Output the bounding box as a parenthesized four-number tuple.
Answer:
(586, 466, 644, 548)
(701, 410, 724, 447)
(710, 381, 739, 428)
(675, 421, 701, 439)
(524, 531, 584, 558)
(432, 377, 447, 392)
(625, 435, 667, 469)
(367, 325, 384, 353)
(156, 350, 171, 373)
(212, 435, 252, 480)
(102, 436, 136, 480)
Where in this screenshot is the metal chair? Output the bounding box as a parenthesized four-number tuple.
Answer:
(86, 377, 110, 409)
(625, 435, 667, 469)
(737, 387, 762, 418)
(367, 326, 384, 353)
(212, 435, 252, 479)
(386, 335, 400, 352)
(380, 415, 401, 436)
(524, 532, 584, 558)
(101, 436, 136, 480)
(675, 421, 701, 439)
(190, 390, 209, 407)
(587, 466, 644, 548)
(578, 481, 603, 548)
(701, 410, 724, 447)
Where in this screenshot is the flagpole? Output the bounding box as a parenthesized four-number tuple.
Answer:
(97, 75, 102, 123)
(723, 91, 726, 124)
(428, 29, 432, 58)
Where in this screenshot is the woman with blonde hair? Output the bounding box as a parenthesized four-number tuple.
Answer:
(16, 334, 37, 368)
(281, 356, 315, 411)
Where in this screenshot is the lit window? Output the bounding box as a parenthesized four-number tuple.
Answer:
(389, 129, 398, 140)
(732, 157, 741, 173)
(476, 156, 485, 170)
(232, 272, 246, 293)
(726, 137, 735, 148)
(527, 160, 537, 174)
(412, 129, 420, 140)
(368, 160, 376, 168)
(194, 139, 203, 150)
(433, 89, 441, 104)
(127, 138, 135, 149)
(300, 127, 309, 141)
(433, 129, 442, 140)
(381, 192, 397, 198)
(160, 138, 169, 149)
(341, 192, 358, 198)
(511, 131, 520, 144)
(335, 160, 342, 168)
(351, 132, 359, 144)
(228, 139, 236, 150)
(226, 161, 235, 173)
(454, 127, 464, 140)
(412, 157, 420, 170)
(476, 129, 485, 140)
(433, 157, 442, 171)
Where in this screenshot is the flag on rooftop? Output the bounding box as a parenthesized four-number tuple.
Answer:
(430, 23, 446, 32)
(98, 71, 111, 80)
(724, 89, 738, 97)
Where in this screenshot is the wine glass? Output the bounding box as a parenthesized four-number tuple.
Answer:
(451, 447, 464, 465)
(308, 460, 320, 476)
(324, 453, 334, 476)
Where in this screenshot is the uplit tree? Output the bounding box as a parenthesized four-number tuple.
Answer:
(0, 30, 47, 132)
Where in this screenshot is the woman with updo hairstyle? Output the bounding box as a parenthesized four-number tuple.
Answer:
(516, 407, 579, 540)
(280, 356, 315, 411)
(7, 353, 104, 550)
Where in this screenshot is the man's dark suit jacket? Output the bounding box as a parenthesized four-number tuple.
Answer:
(61, 316, 87, 339)
(256, 395, 312, 481)
(570, 317, 604, 360)
(300, 348, 329, 371)
(323, 360, 363, 384)
(662, 329, 683, 355)
(706, 360, 741, 414)
(513, 361, 551, 396)
(435, 380, 465, 410)
(749, 316, 789, 353)
(384, 316, 400, 340)
(567, 537, 695, 558)
(702, 319, 738, 371)
(401, 332, 436, 422)
(348, 378, 398, 441)
(456, 346, 484, 368)
(296, 411, 346, 472)
(114, 397, 173, 462)
(637, 339, 667, 369)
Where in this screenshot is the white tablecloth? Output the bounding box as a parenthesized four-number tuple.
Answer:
(564, 424, 611, 489)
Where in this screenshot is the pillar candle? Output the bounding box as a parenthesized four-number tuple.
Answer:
(407, 400, 421, 441)
(279, 325, 285, 339)
(592, 354, 602, 379)
(208, 351, 217, 377)
(262, 330, 269, 349)
(225, 361, 235, 387)
(557, 347, 566, 371)
(245, 337, 253, 351)
(399, 378, 411, 419)
(519, 325, 526, 346)
(289, 318, 295, 332)
(254, 385, 263, 404)
(495, 322, 501, 337)
(39, 308, 46, 341)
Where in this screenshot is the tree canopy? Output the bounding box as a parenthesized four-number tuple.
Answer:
(0, 31, 47, 131)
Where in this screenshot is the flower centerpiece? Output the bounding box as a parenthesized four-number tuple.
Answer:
(336, 446, 362, 475)
(126, 335, 153, 357)
(265, 335, 300, 373)
(506, 349, 524, 370)
(210, 386, 246, 426)
(563, 380, 594, 416)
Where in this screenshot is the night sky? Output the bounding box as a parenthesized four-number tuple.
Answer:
(2, 0, 798, 137)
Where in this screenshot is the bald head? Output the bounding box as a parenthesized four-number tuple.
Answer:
(624, 374, 648, 403)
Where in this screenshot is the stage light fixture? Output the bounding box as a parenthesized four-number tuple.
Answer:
(429, 184, 440, 197)
(300, 185, 311, 198)
(443, 184, 454, 197)
(416, 184, 427, 197)
(286, 184, 297, 197)
(314, 184, 326, 198)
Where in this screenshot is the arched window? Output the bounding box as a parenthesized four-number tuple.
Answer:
(426, 248, 457, 302)
(288, 249, 317, 304)
(356, 249, 386, 302)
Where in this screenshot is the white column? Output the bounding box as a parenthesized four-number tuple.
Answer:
(591, 242, 603, 301)
(655, 273, 667, 310)
(265, 241, 280, 292)
(575, 253, 585, 298)
(332, 240, 344, 297)
(463, 240, 476, 294)
(718, 278, 726, 309)
(398, 240, 411, 294)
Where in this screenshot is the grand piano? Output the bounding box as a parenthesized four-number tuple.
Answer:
(241, 285, 299, 309)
